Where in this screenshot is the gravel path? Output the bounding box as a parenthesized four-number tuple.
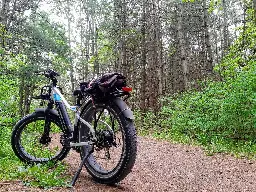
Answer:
(1, 136, 256, 191)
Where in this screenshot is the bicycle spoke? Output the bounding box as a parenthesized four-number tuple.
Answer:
(19, 119, 63, 161)
(89, 108, 124, 172)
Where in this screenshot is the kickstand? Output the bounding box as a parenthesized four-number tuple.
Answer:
(70, 145, 93, 187)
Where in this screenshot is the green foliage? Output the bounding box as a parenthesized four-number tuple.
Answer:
(0, 120, 69, 188)
(137, 60, 256, 156)
(215, 7, 256, 79)
(182, 0, 195, 3)
(0, 74, 18, 121)
(0, 5, 73, 190)
(136, 8, 256, 157)
(16, 162, 69, 188)
(208, 0, 222, 13)
(0, 54, 69, 189)
(22, 11, 69, 68)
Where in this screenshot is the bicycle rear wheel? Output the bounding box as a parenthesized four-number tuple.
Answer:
(79, 102, 137, 184)
(11, 112, 70, 163)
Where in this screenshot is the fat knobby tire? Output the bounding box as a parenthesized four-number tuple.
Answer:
(80, 102, 137, 184)
(11, 112, 70, 164)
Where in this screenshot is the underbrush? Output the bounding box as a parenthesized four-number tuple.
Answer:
(0, 125, 70, 188)
(0, 73, 70, 188)
(136, 60, 256, 157)
(136, 11, 256, 157)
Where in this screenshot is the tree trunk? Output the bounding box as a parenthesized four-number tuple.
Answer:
(0, 0, 10, 48)
(84, 2, 90, 80)
(0, 0, 10, 26)
(222, 0, 229, 53)
(177, 2, 188, 91)
(253, 0, 256, 22)
(24, 85, 31, 115)
(203, 0, 213, 74)
(113, 0, 121, 71)
(93, 27, 99, 75)
(67, 1, 75, 92)
(140, 0, 147, 112)
(120, 0, 127, 77)
(19, 76, 25, 117)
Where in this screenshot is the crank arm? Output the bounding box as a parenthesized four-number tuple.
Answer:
(70, 141, 93, 147)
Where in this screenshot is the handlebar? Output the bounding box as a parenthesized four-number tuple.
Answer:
(35, 69, 59, 78)
(35, 69, 59, 86)
(44, 69, 60, 78)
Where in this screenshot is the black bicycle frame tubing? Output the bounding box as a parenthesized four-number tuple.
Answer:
(43, 108, 51, 134)
(55, 101, 73, 134)
(93, 107, 105, 133)
(43, 92, 54, 135)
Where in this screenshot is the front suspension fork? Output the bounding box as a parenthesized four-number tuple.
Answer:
(40, 102, 54, 144)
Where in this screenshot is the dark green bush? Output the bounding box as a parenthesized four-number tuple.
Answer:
(136, 60, 256, 156)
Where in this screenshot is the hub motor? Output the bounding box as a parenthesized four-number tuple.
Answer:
(39, 134, 51, 145)
(96, 130, 115, 148)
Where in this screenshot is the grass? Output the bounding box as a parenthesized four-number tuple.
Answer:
(0, 126, 70, 188)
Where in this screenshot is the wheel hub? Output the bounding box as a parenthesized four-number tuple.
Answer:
(39, 134, 51, 145)
(96, 130, 114, 148)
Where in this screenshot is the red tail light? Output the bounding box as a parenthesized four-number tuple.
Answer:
(122, 87, 133, 92)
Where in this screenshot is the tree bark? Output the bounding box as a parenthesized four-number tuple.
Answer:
(24, 85, 31, 115)
(0, 0, 10, 26)
(203, 0, 213, 74)
(177, 2, 188, 91)
(94, 27, 99, 75)
(67, 0, 75, 92)
(0, 0, 10, 48)
(222, 0, 229, 53)
(120, 0, 127, 77)
(19, 76, 24, 117)
(253, 0, 256, 22)
(140, 0, 147, 112)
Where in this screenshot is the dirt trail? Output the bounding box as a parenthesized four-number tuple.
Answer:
(1, 136, 256, 192)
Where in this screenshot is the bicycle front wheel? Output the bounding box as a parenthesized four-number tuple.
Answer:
(11, 112, 70, 163)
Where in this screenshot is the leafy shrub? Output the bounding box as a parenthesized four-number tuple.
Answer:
(136, 9, 256, 157)
(136, 60, 256, 156)
(0, 54, 70, 188)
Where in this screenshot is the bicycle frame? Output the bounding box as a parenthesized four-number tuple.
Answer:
(12, 70, 136, 187)
(51, 86, 96, 147)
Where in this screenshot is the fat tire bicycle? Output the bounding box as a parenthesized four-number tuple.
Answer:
(11, 69, 137, 186)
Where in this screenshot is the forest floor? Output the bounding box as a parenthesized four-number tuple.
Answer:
(1, 136, 256, 192)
